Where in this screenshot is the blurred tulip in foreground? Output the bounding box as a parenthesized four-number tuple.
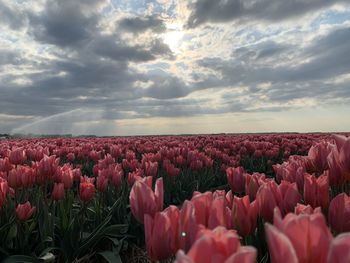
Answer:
(327, 233, 350, 263)
(175, 226, 256, 263)
(328, 193, 350, 233)
(144, 206, 179, 260)
(266, 209, 332, 263)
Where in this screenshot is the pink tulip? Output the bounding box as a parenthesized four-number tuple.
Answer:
(52, 183, 65, 201)
(226, 167, 245, 193)
(16, 201, 36, 221)
(60, 166, 74, 189)
(245, 172, 265, 201)
(191, 191, 213, 227)
(266, 209, 332, 263)
(0, 178, 9, 208)
(79, 181, 95, 202)
(304, 173, 329, 209)
(20, 166, 36, 187)
(144, 206, 180, 260)
(37, 155, 59, 184)
(145, 161, 158, 177)
(265, 224, 298, 263)
(175, 226, 256, 263)
(327, 148, 345, 186)
(112, 165, 123, 188)
(231, 195, 258, 237)
(327, 233, 350, 263)
(67, 153, 75, 162)
(179, 201, 199, 252)
(8, 168, 21, 189)
(294, 203, 321, 215)
(0, 157, 13, 172)
(278, 180, 301, 215)
(307, 142, 331, 172)
(129, 177, 163, 223)
(96, 175, 108, 192)
(328, 193, 350, 233)
(332, 134, 348, 150)
(338, 138, 350, 181)
(9, 148, 27, 165)
(256, 181, 282, 222)
(208, 196, 227, 230)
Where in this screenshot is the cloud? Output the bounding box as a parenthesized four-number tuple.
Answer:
(195, 26, 350, 100)
(0, 0, 26, 29)
(0, 0, 350, 135)
(187, 0, 350, 28)
(0, 50, 24, 66)
(28, 1, 105, 47)
(118, 15, 166, 33)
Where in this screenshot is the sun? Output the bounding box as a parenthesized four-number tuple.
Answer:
(162, 26, 184, 53)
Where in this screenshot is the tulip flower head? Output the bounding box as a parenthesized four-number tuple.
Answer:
(79, 181, 95, 202)
(16, 201, 35, 221)
(129, 177, 164, 223)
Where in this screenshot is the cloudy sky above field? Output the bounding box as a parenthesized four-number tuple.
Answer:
(1, 0, 350, 135)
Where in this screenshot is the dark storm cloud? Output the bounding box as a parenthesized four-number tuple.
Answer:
(92, 36, 173, 62)
(118, 15, 166, 33)
(187, 0, 349, 28)
(92, 37, 155, 62)
(143, 75, 190, 99)
(29, 1, 103, 47)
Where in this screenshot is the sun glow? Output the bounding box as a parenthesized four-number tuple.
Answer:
(163, 29, 184, 53)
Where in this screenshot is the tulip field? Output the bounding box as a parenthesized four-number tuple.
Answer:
(0, 133, 349, 263)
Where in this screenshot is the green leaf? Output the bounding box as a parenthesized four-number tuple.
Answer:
(97, 251, 122, 263)
(0, 246, 9, 257)
(6, 224, 17, 241)
(74, 215, 112, 257)
(2, 255, 42, 263)
(103, 224, 128, 237)
(0, 217, 15, 233)
(259, 253, 269, 263)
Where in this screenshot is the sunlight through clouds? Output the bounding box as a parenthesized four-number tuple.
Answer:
(0, 0, 350, 135)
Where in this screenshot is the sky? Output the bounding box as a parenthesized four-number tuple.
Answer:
(0, 0, 350, 136)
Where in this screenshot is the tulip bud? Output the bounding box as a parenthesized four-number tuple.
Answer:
(16, 201, 35, 221)
(226, 167, 245, 193)
(129, 177, 163, 223)
(79, 182, 95, 202)
(96, 175, 108, 192)
(52, 183, 65, 201)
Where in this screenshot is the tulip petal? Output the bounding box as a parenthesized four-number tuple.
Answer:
(265, 223, 298, 263)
